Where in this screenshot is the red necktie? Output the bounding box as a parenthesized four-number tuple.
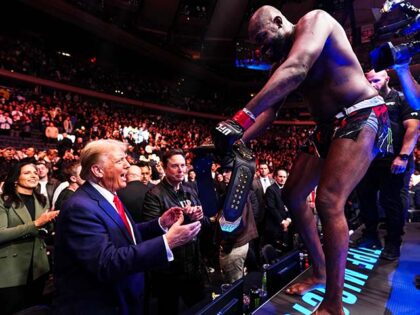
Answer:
(113, 195, 134, 239)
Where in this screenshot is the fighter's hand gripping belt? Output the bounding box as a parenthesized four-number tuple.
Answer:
(212, 108, 256, 157)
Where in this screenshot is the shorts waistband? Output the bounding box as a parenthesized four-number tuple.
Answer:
(335, 96, 385, 119)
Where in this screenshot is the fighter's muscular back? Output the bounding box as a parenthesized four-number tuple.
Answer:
(300, 11, 377, 122)
(247, 10, 377, 123)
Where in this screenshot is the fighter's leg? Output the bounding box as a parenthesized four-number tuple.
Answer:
(282, 152, 325, 295)
(315, 127, 377, 313)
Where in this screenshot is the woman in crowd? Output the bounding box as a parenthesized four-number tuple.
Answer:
(0, 161, 59, 314)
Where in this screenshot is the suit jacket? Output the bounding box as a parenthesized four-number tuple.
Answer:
(264, 183, 290, 239)
(118, 181, 154, 223)
(0, 195, 50, 288)
(37, 177, 60, 207)
(252, 177, 275, 224)
(53, 182, 169, 315)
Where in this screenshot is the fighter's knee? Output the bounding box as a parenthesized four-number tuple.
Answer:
(315, 188, 345, 218)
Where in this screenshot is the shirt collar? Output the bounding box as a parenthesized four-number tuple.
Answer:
(89, 181, 117, 209)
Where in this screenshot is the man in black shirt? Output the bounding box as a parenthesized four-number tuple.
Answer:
(142, 149, 206, 315)
(357, 69, 420, 260)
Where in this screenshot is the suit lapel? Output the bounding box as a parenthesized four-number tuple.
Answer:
(14, 202, 32, 223)
(257, 178, 264, 191)
(34, 196, 46, 218)
(82, 183, 135, 244)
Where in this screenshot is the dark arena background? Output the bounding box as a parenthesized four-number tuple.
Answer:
(0, 1, 419, 314)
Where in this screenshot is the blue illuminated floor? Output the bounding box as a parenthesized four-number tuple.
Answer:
(253, 223, 420, 315)
(386, 223, 420, 314)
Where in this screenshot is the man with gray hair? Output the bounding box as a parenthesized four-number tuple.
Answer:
(54, 139, 201, 314)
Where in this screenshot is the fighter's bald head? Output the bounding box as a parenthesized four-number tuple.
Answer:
(248, 6, 285, 40)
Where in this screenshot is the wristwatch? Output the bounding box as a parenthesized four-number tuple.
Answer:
(398, 154, 409, 161)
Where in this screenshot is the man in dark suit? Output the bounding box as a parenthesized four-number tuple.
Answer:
(252, 162, 275, 225)
(264, 168, 292, 250)
(53, 140, 201, 315)
(118, 164, 154, 222)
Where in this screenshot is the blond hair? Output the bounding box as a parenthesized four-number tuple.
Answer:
(80, 139, 127, 180)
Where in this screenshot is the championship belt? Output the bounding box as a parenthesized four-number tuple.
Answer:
(192, 141, 256, 232)
(219, 141, 256, 233)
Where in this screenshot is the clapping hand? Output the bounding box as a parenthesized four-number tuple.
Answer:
(183, 205, 204, 222)
(165, 215, 201, 249)
(34, 209, 60, 228)
(160, 207, 183, 230)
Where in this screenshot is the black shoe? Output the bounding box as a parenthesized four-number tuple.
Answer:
(380, 243, 401, 261)
(356, 235, 382, 250)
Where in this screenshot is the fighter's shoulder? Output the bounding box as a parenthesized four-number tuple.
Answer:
(297, 10, 335, 32)
(299, 9, 334, 24)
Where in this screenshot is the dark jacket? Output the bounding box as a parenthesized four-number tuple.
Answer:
(264, 183, 290, 240)
(142, 178, 207, 275)
(118, 181, 154, 223)
(53, 182, 168, 315)
(252, 177, 275, 224)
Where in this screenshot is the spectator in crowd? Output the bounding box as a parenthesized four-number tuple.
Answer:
(264, 168, 292, 251)
(251, 161, 274, 264)
(0, 111, 12, 135)
(10, 113, 22, 137)
(20, 113, 32, 139)
(187, 169, 197, 183)
(0, 161, 59, 314)
(357, 69, 419, 260)
(252, 161, 274, 226)
(54, 161, 84, 210)
(63, 116, 73, 134)
(214, 171, 226, 196)
(0, 147, 17, 181)
(137, 161, 154, 188)
(53, 139, 201, 314)
(24, 147, 37, 161)
(57, 132, 73, 158)
(150, 160, 165, 185)
(186, 169, 198, 190)
(45, 122, 59, 143)
(118, 164, 153, 223)
(142, 149, 206, 315)
(35, 160, 60, 206)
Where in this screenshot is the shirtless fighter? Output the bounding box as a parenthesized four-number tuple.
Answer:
(212, 6, 392, 314)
